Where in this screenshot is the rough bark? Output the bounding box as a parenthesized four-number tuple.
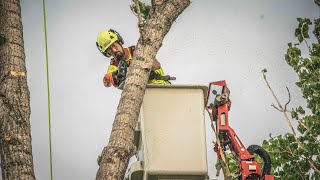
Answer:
(0, 0, 36, 179)
(96, 0, 191, 179)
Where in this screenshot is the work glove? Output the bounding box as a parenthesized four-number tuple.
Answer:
(103, 70, 120, 87)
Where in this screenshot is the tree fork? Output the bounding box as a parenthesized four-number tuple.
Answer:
(95, 0, 191, 179)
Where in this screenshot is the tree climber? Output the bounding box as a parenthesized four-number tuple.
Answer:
(96, 29, 174, 88)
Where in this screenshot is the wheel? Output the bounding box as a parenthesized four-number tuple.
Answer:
(247, 144, 272, 177)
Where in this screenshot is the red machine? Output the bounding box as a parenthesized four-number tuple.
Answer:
(206, 80, 274, 180)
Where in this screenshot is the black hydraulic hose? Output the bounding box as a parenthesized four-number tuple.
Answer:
(247, 145, 272, 176)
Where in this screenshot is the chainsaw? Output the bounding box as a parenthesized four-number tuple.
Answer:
(115, 59, 176, 90)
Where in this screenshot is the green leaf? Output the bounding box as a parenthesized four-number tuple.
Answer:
(295, 18, 312, 43)
(291, 110, 298, 119)
(295, 81, 302, 88)
(262, 68, 267, 73)
(262, 140, 268, 147)
(285, 133, 294, 141)
(296, 106, 305, 115)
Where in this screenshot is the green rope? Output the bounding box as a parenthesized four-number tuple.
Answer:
(42, 0, 53, 179)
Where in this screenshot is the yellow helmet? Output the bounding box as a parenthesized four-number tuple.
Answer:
(96, 29, 124, 57)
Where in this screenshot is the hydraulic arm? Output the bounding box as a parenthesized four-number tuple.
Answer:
(206, 80, 273, 180)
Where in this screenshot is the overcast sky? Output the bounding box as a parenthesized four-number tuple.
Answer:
(2, 0, 317, 180)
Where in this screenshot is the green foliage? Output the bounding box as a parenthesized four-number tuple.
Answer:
(130, 0, 151, 20)
(0, 34, 6, 46)
(263, 3, 320, 179)
(263, 133, 317, 179)
(313, 18, 320, 42)
(216, 151, 266, 179)
(226, 153, 239, 174)
(215, 153, 240, 179)
(295, 18, 312, 43)
(285, 42, 320, 116)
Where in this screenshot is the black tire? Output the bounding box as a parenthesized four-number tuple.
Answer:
(247, 144, 272, 177)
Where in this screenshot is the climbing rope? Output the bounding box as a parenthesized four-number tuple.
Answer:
(42, 0, 53, 179)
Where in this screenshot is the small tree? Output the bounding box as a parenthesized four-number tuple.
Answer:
(95, 0, 191, 179)
(262, 2, 320, 179)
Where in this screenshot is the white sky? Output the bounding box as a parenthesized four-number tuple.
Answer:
(1, 0, 317, 180)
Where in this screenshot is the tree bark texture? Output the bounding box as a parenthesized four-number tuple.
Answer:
(96, 0, 191, 179)
(0, 0, 35, 179)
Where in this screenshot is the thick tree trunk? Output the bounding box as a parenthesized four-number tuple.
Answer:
(0, 0, 35, 179)
(96, 0, 191, 179)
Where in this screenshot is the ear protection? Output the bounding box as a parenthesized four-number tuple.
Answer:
(110, 29, 124, 45)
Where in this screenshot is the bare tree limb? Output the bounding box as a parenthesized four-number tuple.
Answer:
(262, 69, 320, 176)
(284, 87, 291, 111)
(262, 70, 298, 139)
(271, 103, 283, 112)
